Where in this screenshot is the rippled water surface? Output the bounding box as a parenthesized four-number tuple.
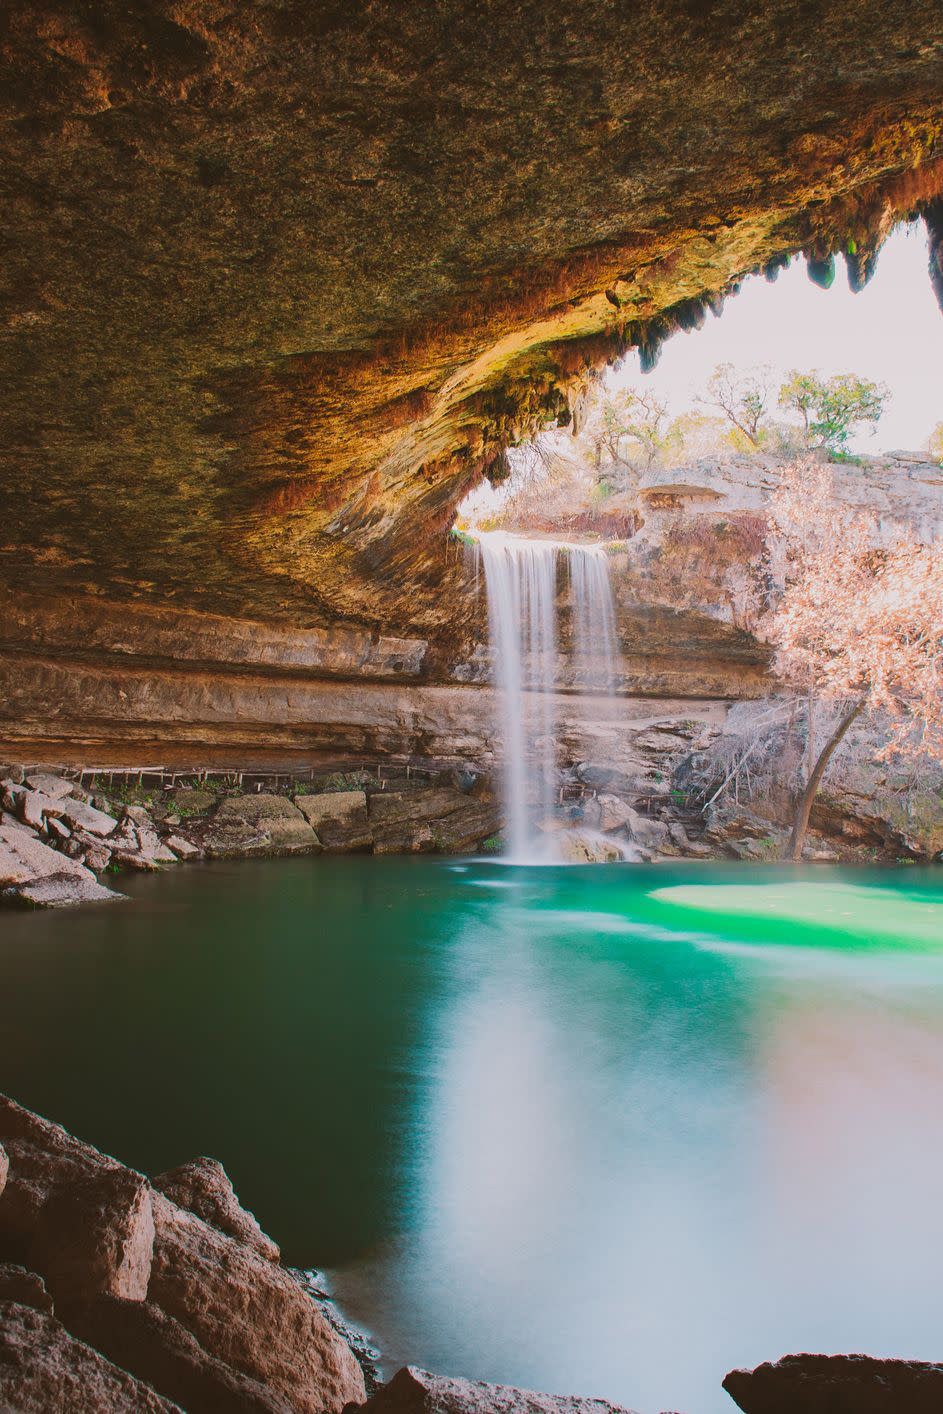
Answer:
(2, 857, 943, 1413)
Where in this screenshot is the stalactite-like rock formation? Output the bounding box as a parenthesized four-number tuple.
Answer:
(1, 1, 943, 745)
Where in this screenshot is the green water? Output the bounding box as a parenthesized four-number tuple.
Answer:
(2, 857, 943, 1413)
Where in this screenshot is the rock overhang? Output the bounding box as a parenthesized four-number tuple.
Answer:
(2, 0, 943, 646)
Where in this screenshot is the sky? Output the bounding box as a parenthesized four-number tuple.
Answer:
(608, 222, 943, 453)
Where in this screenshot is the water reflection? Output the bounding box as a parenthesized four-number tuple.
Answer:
(332, 867, 943, 1414)
(2, 859, 943, 1413)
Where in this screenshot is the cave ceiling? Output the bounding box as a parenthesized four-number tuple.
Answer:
(2, 0, 943, 639)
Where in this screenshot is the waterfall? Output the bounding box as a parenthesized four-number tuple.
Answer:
(470, 531, 622, 861)
(568, 544, 619, 694)
(474, 532, 559, 860)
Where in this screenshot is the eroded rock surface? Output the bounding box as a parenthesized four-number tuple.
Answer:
(357, 1365, 643, 1414)
(723, 1353, 943, 1413)
(0, 1301, 182, 1414)
(153, 1158, 280, 1265)
(198, 795, 320, 859)
(0, 1095, 366, 1414)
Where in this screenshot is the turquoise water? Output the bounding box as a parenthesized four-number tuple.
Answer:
(2, 857, 942, 1412)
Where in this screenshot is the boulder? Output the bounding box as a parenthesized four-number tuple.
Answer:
(0, 1141, 6, 1198)
(0, 1301, 182, 1413)
(293, 791, 372, 851)
(200, 795, 320, 858)
(2, 781, 27, 815)
(164, 834, 201, 860)
(625, 808, 671, 852)
(31, 1166, 155, 1304)
(356, 1366, 642, 1414)
(0, 824, 122, 908)
(703, 805, 787, 860)
(723, 1353, 943, 1413)
(48, 797, 119, 838)
(108, 817, 178, 870)
(554, 829, 637, 864)
(0, 1094, 122, 1250)
(153, 1157, 279, 1263)
(0, 1095, 365, 1414)
(25, 774, 76, 800)
(595, 794, 634, 833)
(148, 1192, 365, 1414)
(60, 1295, 300, 1414)
(20, 789, 54, 831)
(368, 787, 500, 854)
(0, 1263, 53, 1313)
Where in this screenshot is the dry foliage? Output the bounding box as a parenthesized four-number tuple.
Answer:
(760, 459, 943, 761)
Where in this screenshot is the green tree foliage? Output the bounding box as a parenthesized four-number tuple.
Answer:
(778, 370, 889, 455)
(699, 363, 773, 448)
(927, 422, 943, 465)
(595, 388, 678, 473)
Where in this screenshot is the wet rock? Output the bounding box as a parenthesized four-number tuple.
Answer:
(0, 1301, 182, 1413)
(0, 824, 122, 908)
(31, 1166, 155, 1303)
(148, 1192, 365, 1413)
(294, 791, 372, 851)
(25, 773, 75, 800)
(723, 1352, 943, 1412)
(153, 1157, 279, 1264)
(11, 874, 122, 907)
(554, 829, 636, 864)
(0, 1263, 53, 1313)
(199, 795, 320, 858)
(356, 1366, 643, 1414)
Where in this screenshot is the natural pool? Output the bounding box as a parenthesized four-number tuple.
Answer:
(2, 857, 942, 1413)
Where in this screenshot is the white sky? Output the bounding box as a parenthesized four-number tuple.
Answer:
(609, 222, 943, 453)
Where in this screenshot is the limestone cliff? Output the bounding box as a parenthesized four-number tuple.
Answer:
(2, 0, 943, 667)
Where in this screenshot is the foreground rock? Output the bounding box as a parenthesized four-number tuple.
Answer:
(0, 1095, 365, 1414)
(153, 1158, 280, 1264)
(0, 1302, 181, 1413)
(357, 1366, 642, 1414)
(723, 1353, 943, 1412)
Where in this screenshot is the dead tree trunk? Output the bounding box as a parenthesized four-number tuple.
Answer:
(788, 697, 866, 861)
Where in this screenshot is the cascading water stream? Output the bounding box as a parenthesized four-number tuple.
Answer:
(470, 531, 622, 861)
(568, 543, 619, 694)
(474, 532, 559, 860)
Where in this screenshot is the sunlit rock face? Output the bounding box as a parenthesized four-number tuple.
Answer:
(1, 0, 943, 652)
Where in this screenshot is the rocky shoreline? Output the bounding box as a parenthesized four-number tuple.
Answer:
(1, 1093, 941, 1413)
(2, 749, 938, 909)
(0, 764, 504, 908)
